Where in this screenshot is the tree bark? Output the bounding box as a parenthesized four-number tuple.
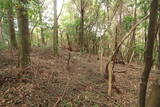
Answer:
(17, 0, 30, 68)
(158, 25, 160, 70)
(7, 1, 18, 49)
(115, 26, 118, 50)
(79, 0, 85, 52)
(147, 21, 160, 107)
(147, 80, 160, 107)
(139, 0, 158, 107)
(39, 11, 45, 45)
(66, 33, 72, 51)
(0, 19, 3, 43)
(53, 0, 58, 56)
(144, 20, 147, 62)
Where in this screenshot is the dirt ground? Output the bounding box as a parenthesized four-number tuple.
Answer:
(0, 48, 156, 107)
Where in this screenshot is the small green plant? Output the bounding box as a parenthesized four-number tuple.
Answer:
(0, 42, 8, 51)
(93, 104, 99, 107)
(123, 16, 134, 31)
(62, 100, 72, 107)
(134, 43, 145, 55)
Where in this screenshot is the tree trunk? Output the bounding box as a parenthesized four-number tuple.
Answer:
(115, 26, 118, 50)
(139, 0, 158, 107)
(39, 11, 45, 45)
(7, 1, 18, 49)
(147, 79, 160, 107)
(144, 10, 148, 63)
(0, 19, 3, 43)
(53, 0, 58, 56)
(66, 33, 72, 51)
(17, 0, 30, 68)
(158, 26, 160, 70)
(147, 21, 160, 107)
(114, 2, 125, 64)
(114, 27, 122, 63)
(127, 0, 137, 63)
(79, 0, 85, 52)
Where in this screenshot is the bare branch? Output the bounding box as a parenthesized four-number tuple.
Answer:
(72, 0, 81, 12)
(111, 15, 149, 60)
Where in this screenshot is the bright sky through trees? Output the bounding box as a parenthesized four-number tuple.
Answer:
(43, 0, 69, 24)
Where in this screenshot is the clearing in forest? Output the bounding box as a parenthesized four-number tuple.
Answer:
(0, 49, 155, 107)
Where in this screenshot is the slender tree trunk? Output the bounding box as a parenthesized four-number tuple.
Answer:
(127, 0, 137, 63)
(66, 33, 72, 51)
(144, 17, 147, 62)
(158, 25, 160, 70)
(7, 1, 18, 49)
(79, 0, 84, 52)
(115, 27, 118, 50)
(39, 11, 45, 45)
(41, 28, 45, 45)
(0, 19, 3, 43)
(17, 0, 30, 68)
(37, 31, 40, 47)
(114, 3, 124, 64)
(60, 32, 63, 46)
(144, 19, 147, 46)
(139, 0, 158, 107)
(53, 0, 58, 56)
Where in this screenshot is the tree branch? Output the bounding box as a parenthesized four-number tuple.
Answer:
(111, 15, 149, 60)
(57, 0, 65, 20)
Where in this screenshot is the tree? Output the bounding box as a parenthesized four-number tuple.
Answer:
(17, 0, 30, 68)
(79, 0, 85, 52)
(158, 24, 160, 70)
(147, 80, 160, 107)
(7, 0, 17, 49)
(37, 0, 45, 45)
(139, 0, 158, 106)
(72, 0, 88, 52)
(53, 0, 58, 56)
(126, 0, 137, 63)
(0, 18, 3, 43)
(146, 18, 160, 107)
(39, 10, 45, 45)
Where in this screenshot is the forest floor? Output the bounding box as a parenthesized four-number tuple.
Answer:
(0, 48, 156, 107)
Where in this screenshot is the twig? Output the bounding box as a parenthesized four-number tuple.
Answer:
(114, 70, 127, 73)
(76, 80, 122, 107)
(53, 76, 70, 107)
(54, 54, 71, 107)
(53, 85, 68, 107)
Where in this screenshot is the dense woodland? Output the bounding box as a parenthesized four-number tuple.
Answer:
(0, 0, 160, 106)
